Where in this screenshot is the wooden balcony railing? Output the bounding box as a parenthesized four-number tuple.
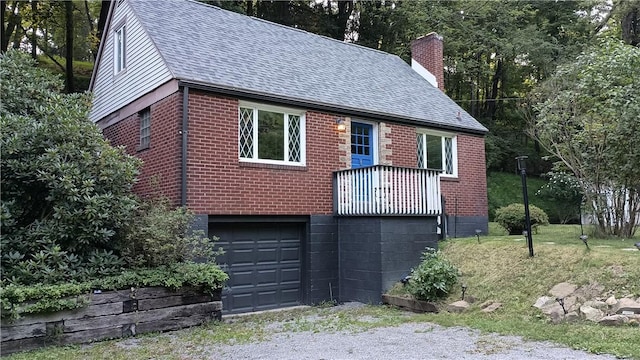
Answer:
(333, 165, 442, 216)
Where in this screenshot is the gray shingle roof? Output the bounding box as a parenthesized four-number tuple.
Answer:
(129, 0, 487, 134)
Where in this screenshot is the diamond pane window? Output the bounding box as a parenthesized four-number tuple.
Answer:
(417, 131, 457, 176)
(238, 103, 305, 165)
(239, 108, 254, 158)
(288, 115, 301, 162)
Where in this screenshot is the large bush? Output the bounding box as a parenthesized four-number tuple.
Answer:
(407, 249, 459, 302)
(0, 50, 141, 285)
(495, 203, 549, 235)
(119, 199, 222, 268)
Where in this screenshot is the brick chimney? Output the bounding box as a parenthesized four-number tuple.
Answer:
(411, 32, 444, 91)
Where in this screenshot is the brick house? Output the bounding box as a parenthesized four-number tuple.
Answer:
(91, 0, 488, 313)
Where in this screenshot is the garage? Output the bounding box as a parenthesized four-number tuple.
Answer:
(211, 222, 304, 314)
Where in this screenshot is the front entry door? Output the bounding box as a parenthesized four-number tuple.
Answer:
(351, 122, 374, 168)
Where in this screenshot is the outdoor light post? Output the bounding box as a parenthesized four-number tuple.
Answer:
(517, 156, 534, 257)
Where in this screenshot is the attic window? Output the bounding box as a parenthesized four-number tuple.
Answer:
(417, 130, 457, 177)
(114, 24, 126, 74)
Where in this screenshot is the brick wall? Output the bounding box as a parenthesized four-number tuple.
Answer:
(102, 92, 182, 205)
(102, 89, 486, 218)
(441, 134, 488, 217)
(186, 91, 346, 215)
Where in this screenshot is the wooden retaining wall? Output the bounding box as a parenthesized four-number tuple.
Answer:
(1, 287, 222, 355)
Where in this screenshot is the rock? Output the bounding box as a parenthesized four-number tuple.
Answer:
(447, 300, 469, 313)
(564, 311, 580, 323)
(580, 305, 604, 322)
(583, 300, 608, 311)
(533, 296, 555, 309)
(615, 298, 640, 314)
(573, 283, 605, 302)
(605, 295, 617, 306)
(549, 283, 578, 298)
(479, 300, 493, 309)
(542, 303, 565, 323)
(598, 315, 629, 326)
(481, 303, 502, 313)
(465, 295, 477, 304)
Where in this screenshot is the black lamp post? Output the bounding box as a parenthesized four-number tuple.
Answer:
(516, 156, 534, 257)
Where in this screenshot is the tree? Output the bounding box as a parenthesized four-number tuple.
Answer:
(529, 38, 640, 237)
(0, 50, 141, 284)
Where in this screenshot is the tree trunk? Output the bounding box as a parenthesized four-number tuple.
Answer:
(31, 0, 37, 58)
(487, 58, 503, 120)
(84, 0, 96, 60)
(96, 0, 110, 47)
(65, 0, 74, 93)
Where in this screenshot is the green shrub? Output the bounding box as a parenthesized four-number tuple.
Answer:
(0, 262, 228, 321)
(119, 199, 223, 268)
(0, 50, 141, 286)
(494, 203, 549, 235)
(407, 249, 459, 301)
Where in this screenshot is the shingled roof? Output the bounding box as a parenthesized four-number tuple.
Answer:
(128, 0, 487, 134)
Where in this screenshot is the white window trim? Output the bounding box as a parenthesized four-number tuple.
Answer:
(238, 101, 306, 167)
(113, 24, 126, 75)
(139, 109, 151, 149)
(417, 129, 458, 178)
(351, 119, 378, 167)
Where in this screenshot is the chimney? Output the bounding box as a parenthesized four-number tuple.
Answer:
(411, 32, 444, 91)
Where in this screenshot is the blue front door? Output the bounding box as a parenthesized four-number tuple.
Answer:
(351, 122, 373, 168)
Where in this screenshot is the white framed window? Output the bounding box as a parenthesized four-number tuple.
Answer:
(139, 108, 150, 149)
(238, 102, 306, 166)
(113, 24, 126, 74)
(416, 130, 457, 177)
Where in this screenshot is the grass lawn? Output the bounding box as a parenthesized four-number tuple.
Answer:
(5, 224, 639, 359)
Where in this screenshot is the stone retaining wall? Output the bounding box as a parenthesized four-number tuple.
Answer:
(1, 287, 222, 355)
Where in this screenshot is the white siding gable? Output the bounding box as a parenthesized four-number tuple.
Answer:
(89, 0, 173, 122)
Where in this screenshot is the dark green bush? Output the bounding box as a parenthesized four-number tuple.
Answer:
(407, 249, 459, 301)
(119, 199, 223, 268)
(1, 50, 140, 285)
(494, 203, 549, 235)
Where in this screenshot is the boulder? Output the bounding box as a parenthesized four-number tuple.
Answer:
(564, 311, 580, 323)
(533, 296, 555, 309)
(615, 298, 640, 314)
(479, 300, 494, 309)
(598, 315, 629, 326)
(542, 303, 565, 323)
(583, 300, 608, 311)
(549, 283, 577, 298)
(481, 303, 502, 313)
(580, 305, 604, 322)
(605, 295, 617, 306)
(447, 300, 469, 313)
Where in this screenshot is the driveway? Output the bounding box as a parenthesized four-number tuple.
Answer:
(204, 303, 616, 360)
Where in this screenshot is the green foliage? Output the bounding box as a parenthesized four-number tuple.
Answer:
(536, 172, 583, 224)
(406, 249, 459, 302)
(494, 203, 549, 235)
(487, 172, 559, 222)
(119, 199, 223, 268)
(531, 38, 640, 237)
(1, 262, 228, 321)
(0, 50, 141, 286)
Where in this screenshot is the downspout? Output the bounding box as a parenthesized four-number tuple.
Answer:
(181, 86, 189, 207)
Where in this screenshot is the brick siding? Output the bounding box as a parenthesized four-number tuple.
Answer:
(102, 90, 486, 218)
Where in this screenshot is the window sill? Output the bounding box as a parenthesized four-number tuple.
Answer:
(136, 144, 150, 153)
(440, 176, 459, 182)
(239, 161, 307, 171)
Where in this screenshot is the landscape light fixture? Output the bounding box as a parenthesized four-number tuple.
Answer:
(335, 117, 346, 132)
(461, 284, 467, 300)
(516, 156, 534, 257)
(475, 229, 481, 243)
(580, 234, 589, 250)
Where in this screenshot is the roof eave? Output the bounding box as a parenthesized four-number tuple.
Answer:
(177, 80, 488, 136)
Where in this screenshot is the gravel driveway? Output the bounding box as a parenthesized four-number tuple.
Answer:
(205, 304, 616, 360)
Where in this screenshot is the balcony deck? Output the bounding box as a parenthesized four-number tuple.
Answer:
(333, 165, 442, 216)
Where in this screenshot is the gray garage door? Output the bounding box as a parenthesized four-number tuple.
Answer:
(212, 223, 303, 314)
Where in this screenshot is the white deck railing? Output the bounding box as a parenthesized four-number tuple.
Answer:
(334, 165, 442, 216)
